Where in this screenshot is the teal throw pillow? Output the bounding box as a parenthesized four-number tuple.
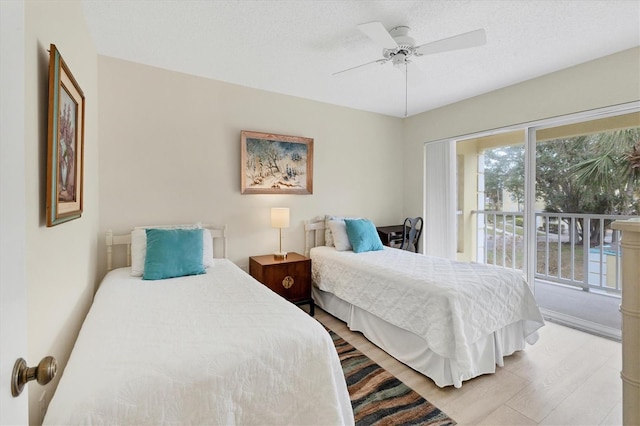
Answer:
(344, 219, 384, 253)
(143, 228, 205, 280)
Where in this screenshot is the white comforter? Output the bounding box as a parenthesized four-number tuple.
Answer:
(44, 260, 353, 426)
(311, 246, 544, 375)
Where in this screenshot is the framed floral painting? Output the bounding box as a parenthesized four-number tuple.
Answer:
(46, 44, 85, 226)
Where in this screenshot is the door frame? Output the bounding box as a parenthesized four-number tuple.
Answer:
(0, 0, 29, 424)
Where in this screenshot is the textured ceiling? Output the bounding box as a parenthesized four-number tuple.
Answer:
(82, 0, 640, 118)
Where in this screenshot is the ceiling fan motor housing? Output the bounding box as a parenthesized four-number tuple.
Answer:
(383, 26, 418, 63)
(389, 25, 415, 45)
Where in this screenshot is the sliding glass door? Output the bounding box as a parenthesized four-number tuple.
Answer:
(444, 109, 639, 341)
(530, 112, 639, 340)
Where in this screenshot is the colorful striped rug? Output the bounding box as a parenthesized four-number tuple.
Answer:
(329, 329, 456, 426)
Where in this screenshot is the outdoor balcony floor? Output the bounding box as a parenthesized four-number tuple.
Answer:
(534, 279, 621, 340)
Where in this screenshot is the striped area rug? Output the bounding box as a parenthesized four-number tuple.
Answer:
(329, 330, 456, 426)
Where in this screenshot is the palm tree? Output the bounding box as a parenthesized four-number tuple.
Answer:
(572, 129, 639, 213)
(626, 138, 640, 181)
(571, 128, 640, 245)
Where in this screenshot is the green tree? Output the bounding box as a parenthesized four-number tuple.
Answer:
(484, 128, 639, 246)
(536, 136, 590, 215)
(572, 129, 640, 216)
(483, 145, 524, 210)
(570, 129, 640, 245)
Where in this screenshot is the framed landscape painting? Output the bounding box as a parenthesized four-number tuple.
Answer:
(46, 44, 85, 226)
(241, 131, 313, 194)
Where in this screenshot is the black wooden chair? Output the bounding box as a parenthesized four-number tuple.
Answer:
(400, 217, 423, 253)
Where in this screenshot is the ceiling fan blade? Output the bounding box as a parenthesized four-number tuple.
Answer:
(332, 58, 389, 76)
(415, 29, 486, 56)
(357, 21, 398, 49)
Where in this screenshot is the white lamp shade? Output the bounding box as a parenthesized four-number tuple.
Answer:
(271, 208, 290, 229)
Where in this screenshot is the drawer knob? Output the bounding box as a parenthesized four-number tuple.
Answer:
(282, 275, 294, 289)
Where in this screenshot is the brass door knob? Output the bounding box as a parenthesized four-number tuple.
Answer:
(11, 356, 57, 397)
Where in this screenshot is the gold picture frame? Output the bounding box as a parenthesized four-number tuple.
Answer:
(46, 44, 85, 226)
(241, 130, 313, 194)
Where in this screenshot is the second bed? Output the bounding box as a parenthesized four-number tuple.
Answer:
(305, 217, 545, 388)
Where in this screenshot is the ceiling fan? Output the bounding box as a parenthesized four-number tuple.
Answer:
(334, 22, 487, 116)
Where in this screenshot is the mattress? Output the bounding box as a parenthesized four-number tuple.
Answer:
(310, 246, 545, 386)
(44, 260, 353, 425)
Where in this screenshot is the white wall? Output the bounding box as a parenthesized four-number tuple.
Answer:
(403, 47, 640, 254)
(97, 57, 404, 274)
(24, 1, 100, 424)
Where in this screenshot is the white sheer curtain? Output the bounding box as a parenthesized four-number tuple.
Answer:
(424, 140, 456, 259)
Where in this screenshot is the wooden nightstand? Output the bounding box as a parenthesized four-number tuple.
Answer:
(249, 252, 314, 316)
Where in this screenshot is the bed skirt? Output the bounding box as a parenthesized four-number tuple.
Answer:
(313, 286, 538, 388)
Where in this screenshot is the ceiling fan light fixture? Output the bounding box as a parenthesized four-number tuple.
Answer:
(392, 52, 407, 67)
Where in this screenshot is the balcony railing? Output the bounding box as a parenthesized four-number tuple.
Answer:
(471, 210, 636, 295)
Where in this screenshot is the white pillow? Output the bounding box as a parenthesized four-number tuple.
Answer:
(130, 225, 213, 277)
(324, 215, 360, 247)
(328, 220, 352, 251)
(202, 229, 214, 268)
(130, 228, 148, 276)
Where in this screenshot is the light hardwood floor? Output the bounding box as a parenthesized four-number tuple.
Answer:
(314, 308, 623, 426)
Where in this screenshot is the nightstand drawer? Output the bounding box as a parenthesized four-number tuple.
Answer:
(249, 252, 314, 315)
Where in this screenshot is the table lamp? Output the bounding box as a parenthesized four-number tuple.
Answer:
(271, 207, 290, 260)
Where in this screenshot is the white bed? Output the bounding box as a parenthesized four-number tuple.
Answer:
(305, 217, 545, 388)
(44, 225, 353, 425)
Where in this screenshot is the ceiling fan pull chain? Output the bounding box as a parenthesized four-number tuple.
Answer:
(405, 62, 408, 117)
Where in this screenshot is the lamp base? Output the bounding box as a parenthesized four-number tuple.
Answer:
(274, 251, 287, 260)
